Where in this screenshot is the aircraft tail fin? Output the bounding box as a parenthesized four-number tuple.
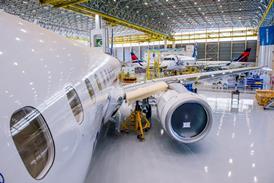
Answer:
(233, 48, 251, 62)
(131, 52, 139, 61)
(131, 52, 143, 66)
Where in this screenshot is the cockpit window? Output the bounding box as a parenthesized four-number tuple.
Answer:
(164, 57, 175, 61)
(85, 79, 95, 101)
(65, 86, 84, 123)
(10, 106, 55, 180)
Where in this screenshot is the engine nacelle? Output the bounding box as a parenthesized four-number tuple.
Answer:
(157, 84, 212, 143)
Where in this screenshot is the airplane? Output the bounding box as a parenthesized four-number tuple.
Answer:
(129, 51, 187, 71)
(197, 48, 253, 70)
(129, 47, 253, 71)
(0, 12, 260, 183)
(163, 47, 253, 70)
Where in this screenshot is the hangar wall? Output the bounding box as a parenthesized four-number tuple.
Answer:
(114, 40, 257, 63)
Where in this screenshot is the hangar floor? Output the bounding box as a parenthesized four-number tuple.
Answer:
(85, 90, 274, 183)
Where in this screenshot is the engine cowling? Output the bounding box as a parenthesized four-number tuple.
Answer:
(157, 84, 212, 143)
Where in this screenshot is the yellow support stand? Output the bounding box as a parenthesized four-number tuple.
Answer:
(153, 51, 160, 79)
(157, 51, 161, 78)
(120, 102, 151, 141)
(146, 50, 151, 80)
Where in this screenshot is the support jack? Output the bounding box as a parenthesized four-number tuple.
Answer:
(120, 100, 151, 141)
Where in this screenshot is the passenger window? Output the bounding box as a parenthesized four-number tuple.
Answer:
(104, 70, 108, 81)
(85, 79, 95, 101)
(104, 70, 109, 82)
(94, 74, 102, 90)
(65, 86, 84, 123)
(10, 106, 55, 180)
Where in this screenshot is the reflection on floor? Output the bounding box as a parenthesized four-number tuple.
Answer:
(85, 90, 274, 183)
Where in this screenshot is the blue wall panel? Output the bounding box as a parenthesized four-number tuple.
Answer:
(259, 26, 274, 46)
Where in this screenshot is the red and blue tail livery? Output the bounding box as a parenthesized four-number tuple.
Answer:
(131, 52, 144, 66)
(233, 48, 251, 62)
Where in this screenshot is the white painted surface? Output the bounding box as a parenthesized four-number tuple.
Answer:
(85, 91, 274, 183)
(0, 12, 121, 183)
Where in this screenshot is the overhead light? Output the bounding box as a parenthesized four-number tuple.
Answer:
(144, 2, 148, 5)
(194, 2, 197, 5)
(198, 7, 201, 10)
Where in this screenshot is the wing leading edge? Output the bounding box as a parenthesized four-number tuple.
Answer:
(123, 66, 261, 103)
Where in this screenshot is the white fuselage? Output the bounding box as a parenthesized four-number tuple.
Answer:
(0, 12, 122, 183)
(161, 55, 196, 69)
(0, 12, 258, 183)
(162, 55, 253, 70)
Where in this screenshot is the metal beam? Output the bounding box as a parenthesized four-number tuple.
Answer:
(112, 28, 258, 45)
(54, 0, 88, 8)
(40, 0, 59, 4)
(257, 0, 274, 28)
(68, 5, 174, 41)
(39, 0, 174, 41)
(40, 0, 88, 8)
(113, 34, 161, 44)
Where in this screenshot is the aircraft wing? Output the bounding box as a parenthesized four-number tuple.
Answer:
(123, 66, 260, 103)
(196, 61, 231, 66)
(116, 66, 261, 143)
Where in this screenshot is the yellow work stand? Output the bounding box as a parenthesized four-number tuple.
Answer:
(120, 102, 151, 141)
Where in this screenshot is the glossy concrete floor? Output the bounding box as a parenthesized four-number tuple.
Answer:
(85, 90, 274, 183)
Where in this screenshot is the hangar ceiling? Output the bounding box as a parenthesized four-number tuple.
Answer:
(260, 0, 274, 27)
(0, 0, 142, 38)
(0, 0, 271, 39)
(80, 0, 270, 33)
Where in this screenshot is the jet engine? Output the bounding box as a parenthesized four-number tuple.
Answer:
(157, 83, 212, 143)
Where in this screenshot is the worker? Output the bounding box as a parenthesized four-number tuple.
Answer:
(260, 71, 271, 89)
